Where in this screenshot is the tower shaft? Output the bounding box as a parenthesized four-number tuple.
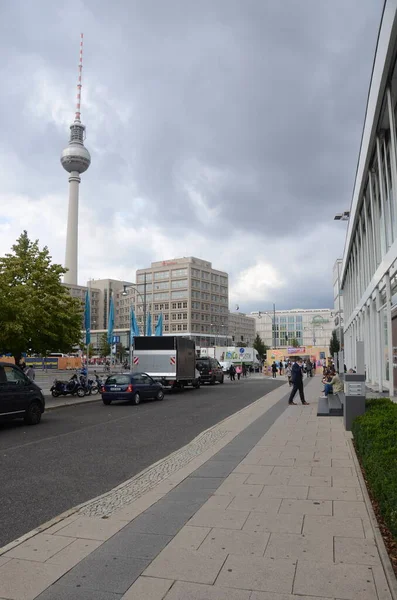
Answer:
(64, 172, 81, 285)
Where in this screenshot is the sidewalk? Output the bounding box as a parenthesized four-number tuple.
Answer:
(0, 377, 395, 599)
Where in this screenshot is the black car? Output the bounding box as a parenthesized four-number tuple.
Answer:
(0, 362, 45, 425)
(101, 372, 165, 405)
(196, 357, 224, 385)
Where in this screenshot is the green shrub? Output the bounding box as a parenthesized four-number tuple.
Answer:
(352, 398, 397, 539)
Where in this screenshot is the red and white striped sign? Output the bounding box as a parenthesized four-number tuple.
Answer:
(170, 356, 176, 366)
(133, 357, 139, 365)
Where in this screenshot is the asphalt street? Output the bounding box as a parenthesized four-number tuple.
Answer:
(0, 376, 284, 548)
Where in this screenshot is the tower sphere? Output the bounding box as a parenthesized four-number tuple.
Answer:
(61, 143, 91, 174)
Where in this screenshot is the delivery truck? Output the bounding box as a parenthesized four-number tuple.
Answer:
(132, 336, 201, 389)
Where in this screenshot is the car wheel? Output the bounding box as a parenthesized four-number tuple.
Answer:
(132, 392, 141, 405)
(102, 398, 111, 405)
(156, 390, 164, 401)
(220, 375, 224, 384)
(51, 390, 60, 397)
(77, 388, 86, 398)
(24, 401, 42, 425)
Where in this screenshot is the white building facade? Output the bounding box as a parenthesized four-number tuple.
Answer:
(251, 308, 334, 349)
(228, 312, 256, 346)
(341, 0, 397, 395)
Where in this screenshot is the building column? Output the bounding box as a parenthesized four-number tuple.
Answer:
(385, 272, 393, 397)
(375, 287, 383, 392)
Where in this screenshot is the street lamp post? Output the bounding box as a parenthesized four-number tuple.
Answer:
(258, 303, 276, 348)
(122, 282, 148, 369)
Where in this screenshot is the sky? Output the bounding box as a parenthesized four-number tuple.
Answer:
(0, 0, 384, 313)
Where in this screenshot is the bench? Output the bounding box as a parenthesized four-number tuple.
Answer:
(317, 392, 344, 417)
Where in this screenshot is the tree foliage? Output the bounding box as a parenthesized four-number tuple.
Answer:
(329, 329, 340, 356)
(99, 333, 111, 357)
(290, 338, 300, 348)
(0, 231, 83, 363)
(253, 334, 268, 359)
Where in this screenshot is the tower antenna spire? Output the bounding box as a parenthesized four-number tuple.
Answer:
(75, 33, 84, 122)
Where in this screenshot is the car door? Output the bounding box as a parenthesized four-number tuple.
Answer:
(1, 365, 32, 416)
(144, 374, 158, 398)
(139, 373, 153, 399)
(0, 366, 15, 417)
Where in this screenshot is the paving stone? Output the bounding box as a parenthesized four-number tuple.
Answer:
(332, 476, 361, 488)
(146, 499, 203, 519)
(260, 485, 308, 499)
(293, 560, 377, 599)
(335, 537, 381, 565)
(163, 581, 251, 599)
(198, 527, 270, 556)
(308, 486, 363, 501)
(121, 576, 173, 600)
(58, 553, 150, 595)
(303, 515, 365, 538)
(161, 488, 212, 504)
(143, 547, 227, 584)
(201, 495, 233, 509)
(216, 554, 295, 594)
(188, 507, 249, 529)
(243, 512, 303, 534)
(0, 557, 11, 568)
(278, 499, 332, 516)
(124, 510, 189, 536)
(4, 533, 74, 562)
(280, 450, 315, 460)
(233, 464, 274, 476)
(371, 564, 395, 600)
(245, 472, 292, 485)
(294, 458, 331, 467)
(36, 586, 122, 599)
(191, 460, 239, 478)
(264, 532, 333, 562)
(257, 457, 295, 467)
(311, 466, 354, 477)
(45, 515, 79, 535)
(46, 538, 103, 570)
(227, 496, 282, 513)
(288, 475, 331, 487)
(250, 593, 332, 600)
(333, 500, 368, 518)
(0, 559, 66, 600)
(174, 477, 225, 492)
(332, 458, 355, 467)
(92, 529, 173, 559)
(54, 516, 128, 541)
(214, 482, 263, 498)
(167, 526, 211, 551)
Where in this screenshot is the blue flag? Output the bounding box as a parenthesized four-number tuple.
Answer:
(155, 313, 163, 336)
(130, 306, 140, 344)
(84, 290, 91, 345)
(107, 295, 115, 344)
(146, 312, 152, 336)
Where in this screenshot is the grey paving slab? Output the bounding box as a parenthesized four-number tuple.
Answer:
(57, 553, 151, 595)
(293, 560, 377, 599)
(145, 498, 203, 519)
(264, 532, 334, 562)
(122, 576, 173, 600)
(198, 527, 270, 556)
(334, 537, 381, 565)
(123, 511, 190, 536)
(173, 477, 225, 492)
(191, 460, 239, 478)
(164, 581, 251, 600)
(216, 554, 296, 594)
(91, 530, 173, 559)
(36, 586, 122, 599)
(143, 547, 227, 584)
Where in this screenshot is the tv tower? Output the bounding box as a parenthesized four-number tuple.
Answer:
(61, 33, 91, 285)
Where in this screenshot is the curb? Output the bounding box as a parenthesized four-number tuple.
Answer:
(348, 438, 397, 600)
(0, 382, 290, 557)
(45, 396, 101, 411)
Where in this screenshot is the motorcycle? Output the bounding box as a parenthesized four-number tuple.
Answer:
(50, 378, 86, 398)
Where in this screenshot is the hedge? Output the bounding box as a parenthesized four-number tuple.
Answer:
(352, 398, 397, 539)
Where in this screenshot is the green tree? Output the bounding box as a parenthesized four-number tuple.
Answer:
(81, 344, 95, 358)
(0, 231, 83, 365)
(99, 333, 111, 357)
(290, 338, 300, 348)
(253, 334, 268, 359)
(329, 329, 340, 356)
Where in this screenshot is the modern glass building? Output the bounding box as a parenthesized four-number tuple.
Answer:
(341, 0, 397, 395)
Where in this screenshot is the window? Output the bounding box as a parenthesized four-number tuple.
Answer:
(171, 302, 177, 309)
(202, 271, 210, 279)
(177, 324, 182, 331)
(137, 283, 153, 293)
(191, 291, 200, 299)
(191, 279, 200, 289)
(172, 313, 177, 321)
(288, 317, 294, 323)
(171, 279, 188, 289)
(106, 374, 131, 385)
(183, 313, 187, 319)
(171, 268, 188, 278)
(191, 268, 200, 278)
(154, 292, 169, 300)
(164, 324, 169, 332)
(153, 281, 169, 290)
(183, 324, 188, 331)
(164, 314, 169, 320)
(177, 313, 182, 320)
(183, 302, 187, 308)
(137, 273, 152, 283)
(154, 270, 169, 280)
(154, 304, 159, 311)
(171, 324, 177, 332)
(2, 366, 27, 384)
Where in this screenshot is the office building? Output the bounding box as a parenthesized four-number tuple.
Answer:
(251, 308, 334, 349)
(62, 283, 100, 330)
(340, 0, 397, 395)
(228, 312, 256, 346)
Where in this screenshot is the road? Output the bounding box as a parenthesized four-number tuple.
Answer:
(0, 376, 284, 548)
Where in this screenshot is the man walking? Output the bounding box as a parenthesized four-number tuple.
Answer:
(288, 358, 309, 405)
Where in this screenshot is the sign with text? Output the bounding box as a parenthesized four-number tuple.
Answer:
(287, 346, 306, 354)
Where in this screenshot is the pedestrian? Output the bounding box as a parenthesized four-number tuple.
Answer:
(242, 363, 247, 377)
(306, 360, 312, 378)
(271, 362, 278, 378)
(288, 358, 309, 405)
(25, 364, 35, 381)
(236, 365, 242, 380)
(312, 360, 316, 373)
(19, 358, 26, 371)
(229, 364, 236, 381)
(286, 361, 292, 386)
(278, 360, 283, 375)
(322, 369, 343, 397)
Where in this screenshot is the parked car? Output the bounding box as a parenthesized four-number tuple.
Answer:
(0, 362, 45, 425)
(196, 357, 224, 385)
(101, 372, 165, 405)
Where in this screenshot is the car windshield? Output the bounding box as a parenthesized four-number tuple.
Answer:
(106, 375, 131, 385)
(196, 360, 209, 370)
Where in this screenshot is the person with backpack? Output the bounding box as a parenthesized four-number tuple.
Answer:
(271, 362, 278, 378)
(229, 364, 236, 381)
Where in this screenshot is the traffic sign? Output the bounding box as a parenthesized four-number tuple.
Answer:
(112, 335, 120, 344)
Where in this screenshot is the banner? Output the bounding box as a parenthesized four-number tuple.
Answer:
(287, 346, 306, 354)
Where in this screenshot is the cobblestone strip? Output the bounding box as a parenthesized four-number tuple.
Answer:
(79, 426, 229, 517)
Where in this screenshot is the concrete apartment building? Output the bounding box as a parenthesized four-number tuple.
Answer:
(251, 308, 334, 349)
(228, 312, 256, 346)
(62, 283, 101, 330)
(134, 257, 229, 345)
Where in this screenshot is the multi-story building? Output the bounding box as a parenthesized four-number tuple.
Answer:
(228, 312, 256, 346)
(339, 1, 397, 395)
(89, 278, 132, 330)
(133, 257, 229, 346)
(333, 259, 344, 345)
(251, 308, 334, 349)
(61, 282, 101, 330)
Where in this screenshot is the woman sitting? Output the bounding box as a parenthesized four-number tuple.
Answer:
(323, 370, 343, 397)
